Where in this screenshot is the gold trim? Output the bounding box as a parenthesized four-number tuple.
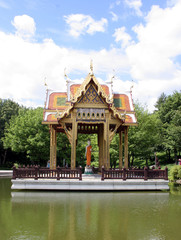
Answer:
(58, 73, 126, 122)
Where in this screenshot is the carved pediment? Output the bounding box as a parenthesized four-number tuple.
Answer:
(78, 84, 105, 105)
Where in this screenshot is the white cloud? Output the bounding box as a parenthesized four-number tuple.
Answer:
(125, 1, 181, 111)
(127, 3, 181, 79)
(11, 15, 36, 40)
(125, 0, 143, 16)
(113, 27, 132, 47)
(1, 2, 181, 113)
(110, 11, 119, 21)
(0, 29, 129, 108)
(64, 14, 108, 37)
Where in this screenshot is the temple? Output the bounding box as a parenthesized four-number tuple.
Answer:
(42, 68, 137, 170)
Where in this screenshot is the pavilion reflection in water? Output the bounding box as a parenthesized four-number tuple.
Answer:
(11, 191, 169, 240)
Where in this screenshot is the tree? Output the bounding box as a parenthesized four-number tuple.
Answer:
(57, 132, 71, 167)
(128, 103, 161, 166)
(155, 91, 181, 162)
(0, 99, 22, 166)
(3, 107, 50, 165)
(110, 134, 119, 168)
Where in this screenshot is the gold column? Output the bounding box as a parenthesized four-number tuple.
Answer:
(71, 111, 77, 169)
(50, 124, 57, 169)
(104, 111, 110, 169)
(124, 126, 129, 169)
(119, 131, 123, 169)
(98, 124, 104, 170)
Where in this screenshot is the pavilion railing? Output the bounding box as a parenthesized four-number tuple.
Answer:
(101, 166, 168, 181)
(12, 165, 82, 181)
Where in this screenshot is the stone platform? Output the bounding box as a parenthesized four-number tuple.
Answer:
(0, 170, 13, 177)
(11, 174, 169, 191)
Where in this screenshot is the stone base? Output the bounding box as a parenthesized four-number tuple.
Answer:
(11, 178, 169, 191)
(84, 166, 93, 174)
(0, 170, 13, 177)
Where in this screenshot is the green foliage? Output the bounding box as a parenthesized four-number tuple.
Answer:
(57, 133, 71, 167)
(110, 134, 119, 168)
(0, 99, 23, 166)
(0, 99, 21, 138)
(1, 90, 180, 168)
(155, 91, 181, 161)
(128, 103, 162, 166)
(3, 108, 50, 165)
(170, 165, 181, 181)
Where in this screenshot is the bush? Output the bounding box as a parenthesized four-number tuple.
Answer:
(170, 165, 181, 181)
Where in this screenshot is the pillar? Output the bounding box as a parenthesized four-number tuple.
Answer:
(124, 126, 129, 169)
(98, 124, 104, 170)
(119, 131, 123, 169)
(50, 125, 57, 169)
(104, 111, 110, 169)
(71, 112, 77, 169)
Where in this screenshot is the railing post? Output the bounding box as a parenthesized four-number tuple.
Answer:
(57, 166, 60, 180)
(101, 166, 105, 181)
(123, 168, 126, 181)
(12, 166, 16, 179)
(165, 167, 168, 180)
(79, 166, 82, 181)
(34, 165, 38, 180)
(144, 167, 148, 181)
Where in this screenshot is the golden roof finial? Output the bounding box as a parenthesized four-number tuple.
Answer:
(90, 59, 93, 75)
(64, 68, 68, 81)
(130, 80, 134, 93)
(44, 77, 48, 88)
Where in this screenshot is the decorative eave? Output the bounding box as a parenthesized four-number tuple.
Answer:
(56, 73, 127, 122)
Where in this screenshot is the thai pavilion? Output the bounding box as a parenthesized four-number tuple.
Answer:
(42, 67, 137, 170)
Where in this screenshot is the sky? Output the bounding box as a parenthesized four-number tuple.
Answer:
(0, 0, 181, 112)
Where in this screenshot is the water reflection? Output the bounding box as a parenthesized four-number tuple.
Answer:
(10, 191, 171, 240)
(1, 179, 181, 240)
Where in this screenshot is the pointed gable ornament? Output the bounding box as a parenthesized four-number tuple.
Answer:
(78, 84, 104, 104)
(90, 59, 94, 76)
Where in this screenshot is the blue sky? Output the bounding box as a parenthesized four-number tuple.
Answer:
(0, 0, 180, 111)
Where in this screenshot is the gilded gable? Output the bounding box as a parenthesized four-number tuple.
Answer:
(78, 84, 104, 104)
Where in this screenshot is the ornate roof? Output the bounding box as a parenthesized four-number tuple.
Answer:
(43, 73, 137, 125)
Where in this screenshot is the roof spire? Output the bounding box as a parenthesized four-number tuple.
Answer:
(64, 68, 71, 101)
(130, 80, 134, 93)
(90, 59, 93, 75)
(44, 77, 48, 89)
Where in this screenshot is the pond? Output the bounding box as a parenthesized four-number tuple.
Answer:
(0, 178, 181, 240)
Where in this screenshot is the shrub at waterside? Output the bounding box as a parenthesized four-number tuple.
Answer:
(170, 165, 181, 181)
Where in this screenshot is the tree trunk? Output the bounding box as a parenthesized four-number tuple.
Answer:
(174, 148, 177, 164)
(145, 158, 148, 166)
(2, 149, 7, 165)
(128, 153, 130, 168)
(167, 149, 171, 163)
(131, 154, 134, 167)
